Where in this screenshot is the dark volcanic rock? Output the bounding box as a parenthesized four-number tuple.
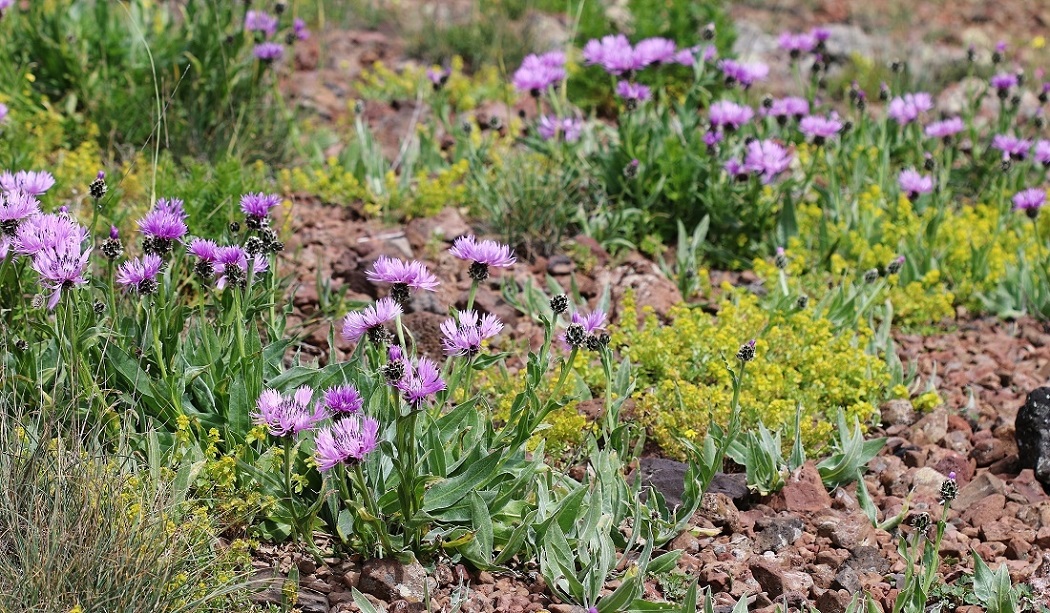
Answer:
(1016, 387, 1050, 488)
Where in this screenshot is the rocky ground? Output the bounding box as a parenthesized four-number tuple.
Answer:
(251, 2, 1050, 610)
(254, 195, 1050, 613)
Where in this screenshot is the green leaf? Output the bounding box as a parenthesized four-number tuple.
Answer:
(422, 452, 503, 512)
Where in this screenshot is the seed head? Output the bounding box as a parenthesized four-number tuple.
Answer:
(736, 339, 756, 363)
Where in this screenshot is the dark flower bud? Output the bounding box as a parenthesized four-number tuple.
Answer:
(245, 235, 265, 256)
(229, 221, 241, 233)
(14, 339, 28, 352)
(565, 323, 587, 349)
(887, 256, 905, 275)
(736, 339, 756, 363)
(390, 282, 410, 306)
(468, 261, 489, 281)
(550, 294, 568, 314)
(863, 268, 880, 284)
(89, 171, 107, 200)
(795, 294, 809, 309)
(762, 96, 774, 109)
(382, 358, 405, 382)
(93, 300, 106, 315)
(924, 155, 935, 171)
(910, 511, 931, 533)
(584, 334, 602, 352)
(194, 259, 215, 280)
(940, 476, 958, 503)
(702, 23, 715, 41)
(967, 46, 976, 63)
(623, 159, 639, 179)
(890, 59, 904, 73)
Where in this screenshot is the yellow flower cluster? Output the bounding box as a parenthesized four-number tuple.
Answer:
(357, 56, 512, 112)
(609, 291, 886, 459)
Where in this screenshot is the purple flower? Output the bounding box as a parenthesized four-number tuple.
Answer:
(572, 309, 606, 334)
(0, 170, 56, 196)
(924, 117, 964, 140)
(427, 67, 448, 86)
(138, 209, 187, 241)
(0, 103, 7, 123)
(254, 42, 284, 62)
(293, 18, 310, 41)
(1012, 188, 1046, 213)
(990, 72, 1018, 92)
(582, 34, 635, 75)
(512, 52, 566, 94)
(14, 213, 87, 258)
(0, 190, 40, 235)
(215, 245, 268, 289)
(366, 256, 439, 304)
(253, 387, 325, 437)
(719, 59, 768, 87)
(440, 310, 504, 356)
(449, 235, 515, 281)
(672, 47, 698, 66)
(724, 158, 748, 181)
(1034, 140, 1050, 167)
(633, 37, 677, 67)
(764, 97, 809, 122)
(898, 169, 934, 199)
(324, 385, 364, 415)
(744, 140, 793, 183)
(116, 253, 164, 294)
(155, 197, 188, 220)
(396, 357, 446, 407)
(32, 247, 91, 309)
(799, 114, 843, 143)
(615, 81, 651, 105)
(811, 27, 830, 42)
(992, 134, 1032, 160)
(537, 115, 583, 143)
(240, 192, 282, 224)
(342, 297, 403, 344)
(887, 93, 933, 124)
(778, 31, 816, 56)
(703, 130, 724, 149)
(709, 100, 754, 131)
(314, 415, 380, 471)
(244, 10, 278, 37)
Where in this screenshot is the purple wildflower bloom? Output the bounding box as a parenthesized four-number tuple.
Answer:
(778, 31, 816, 57)
(244, 10, 278, 37)
(1012, 188, 1046, 214)
(898, 169, 934, 199)
(709, 100, 754, 131)
(366, 256, 440, 304)
(14, 213, 87, 258)
(31, 244, 92, 309)
(449, 235, 515, 280)
(724, 158, 748, 181)
(314, 415, 380, 471)
(0, 190, 40, 235)
(324, 385, 364, 415)
(572, 309, 606, 334)
(427, 67, 448, 86)
(155, 197, 187, 219)
(719, 59, 768, 87)
(440, 310, 504, 356)
(240, 192, 282, 224)
(633, 37, 677, 67)
(341, 297, 403, 344)
(138, 209, 187, 241)
(887, 93, 934, 124)
(1034, 140, 1050, 167)
(0, 170, 56, 196)
(765, 97, 809, 122)
(703, 130, 724, 149)
(990, 72, 1018, 91)
(811, 27, 830, 42)
(116, 253, 164, 294)
(672, 47, 698, 66)
(293, 18, 310, 41)
(924, 117, 964, 140)
(0, 103, 7, 124)
(215, 245, 268, 289)
(582, 34, 635, 75)
(992, 134, 1032, 160)
(537, 115, 583, 143)
(615, 81, 651, 105)
(799, 114, 843, 143)
(187, 237, 221, 262)
(254, 42, 284, 62)
(744, 140, 793, 183)
(253, 387, 325, 437)
(512, 52, 566, 94)
(397, 357, 446, 407)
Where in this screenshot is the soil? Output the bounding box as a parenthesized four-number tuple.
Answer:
(251, 4, 1050, 611)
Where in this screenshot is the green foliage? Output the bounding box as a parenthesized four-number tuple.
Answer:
(816, 409, 887, 489)
(3, 0, 300, 161)
(0, 410, 250, 611)
(602, 291, 887, 458)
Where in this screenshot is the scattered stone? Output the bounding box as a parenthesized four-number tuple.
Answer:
(880, 399, 916, 426)
(636, 458, 687, 507)
(955, 472, 1006, 509)
(753, 516, 804, 553)
(911, 409, 948, 446)
(1016, 388, 1050, 487)
(815, 588, 852, 613)
(768, 462, 833, 514)
(359, 559, 431, 603)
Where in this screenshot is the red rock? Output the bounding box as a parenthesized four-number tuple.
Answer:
(970, 438, 1008, 466)
(946, 414, 973, 436)
(1005, 538, 1031, 560)
(961, 493, 1005, 526)
(768, 462, 833, 514)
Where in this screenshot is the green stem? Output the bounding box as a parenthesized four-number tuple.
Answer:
(465, 280, 478, 314)
(352, 463, 395, 555)
(283, 437, 300, 542)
